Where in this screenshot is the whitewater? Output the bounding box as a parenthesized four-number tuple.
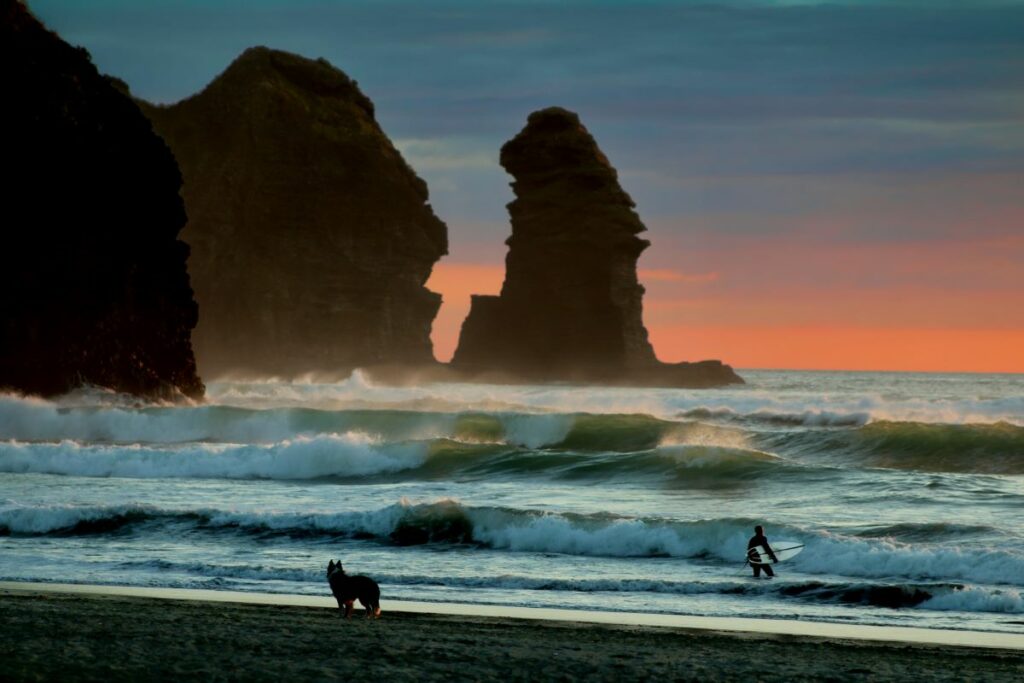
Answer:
(2, 370, 1023, 633)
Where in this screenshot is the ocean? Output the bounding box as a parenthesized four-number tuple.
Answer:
(2, 370, 1023, 633)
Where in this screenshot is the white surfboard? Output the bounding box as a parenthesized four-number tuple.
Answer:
(747, 541, 803, 565)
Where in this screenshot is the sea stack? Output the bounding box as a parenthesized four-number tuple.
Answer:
(452, 107, 742, 388)
(141, 48, 448, 378)
(0, 1, 203, 399)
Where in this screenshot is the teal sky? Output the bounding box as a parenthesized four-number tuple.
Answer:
(26, 0, 1024, 369)
(30, 1, 1023, 251)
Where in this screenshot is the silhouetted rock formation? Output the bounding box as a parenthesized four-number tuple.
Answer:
(141, 48, 448, 377)
(0, 1, 203, 399)
(452, 107, 742, 388)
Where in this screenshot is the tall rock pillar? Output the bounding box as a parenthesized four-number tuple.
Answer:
(453, 107, 656, 378)
(452, 107, 742, 388)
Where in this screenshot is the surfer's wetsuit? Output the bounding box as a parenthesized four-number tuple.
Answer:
(747, 533, 778, 578)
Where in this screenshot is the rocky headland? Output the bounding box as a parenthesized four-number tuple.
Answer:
(140, 48, 448, 378)
(451, 107, 742, 388)
(0, 1, 203, 400)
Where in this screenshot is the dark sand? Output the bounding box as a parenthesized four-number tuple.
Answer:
(1, 590, 1022, 682)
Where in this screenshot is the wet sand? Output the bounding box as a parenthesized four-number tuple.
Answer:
(2, 587, 1023, 681)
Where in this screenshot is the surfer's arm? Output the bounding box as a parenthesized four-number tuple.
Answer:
(764, 541, 778, 562)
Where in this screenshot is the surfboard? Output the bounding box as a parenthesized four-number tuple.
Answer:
(747, 541, 804, 566)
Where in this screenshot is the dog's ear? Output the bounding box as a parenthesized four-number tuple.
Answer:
(327, 560, 334, 571)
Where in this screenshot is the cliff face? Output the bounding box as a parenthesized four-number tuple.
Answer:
(0, 1, 203, 399)
(452, 107, 742, 387)
(141, 48, 448, 377)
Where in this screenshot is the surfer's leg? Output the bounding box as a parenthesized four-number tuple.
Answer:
(752, 563, 761, 578)
(764, 564, 775, 578)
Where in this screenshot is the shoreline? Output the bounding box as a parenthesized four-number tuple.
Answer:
(3, 581, 1023, 651)
(3, 584, 1023, 682)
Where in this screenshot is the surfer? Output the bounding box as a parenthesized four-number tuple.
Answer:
(747, 525, 778, 578)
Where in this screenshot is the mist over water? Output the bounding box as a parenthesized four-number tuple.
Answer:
(2, 370, 1023, 632)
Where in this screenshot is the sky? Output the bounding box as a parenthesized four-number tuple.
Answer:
(31, 0, 1024, 372)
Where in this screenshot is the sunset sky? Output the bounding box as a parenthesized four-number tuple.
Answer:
(33, 0, 1024, 372)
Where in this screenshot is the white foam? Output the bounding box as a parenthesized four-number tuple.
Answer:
(3, 371, 1021, 453)
(5, 495, 1023, 603)
(793, 532, 1024, 586)
(466, 509, 746, 558)
(660, 421, 752, 450)
(0, 396, 597, 451)
(200, 374, 1024, 426)
(500, 414, 574, 448)
(655, 445, 781, 468)
(0, 502, 154, 534)
(0, 434, 428, 480)
(0, 394, 302, 444)
(6, 370, 1022, 431)
(0, 498, 432, 537)
(463, 510, 1024, 590)
(202, 503, 416, 538)
(922, 586, 1024, 614)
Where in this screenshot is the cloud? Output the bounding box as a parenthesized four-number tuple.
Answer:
(394, 137, 498, 171)
(633, 171, 1024, 242)
(29, 0, 1023, 371)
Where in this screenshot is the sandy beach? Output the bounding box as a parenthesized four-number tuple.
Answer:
(1, 586, 1022, 682)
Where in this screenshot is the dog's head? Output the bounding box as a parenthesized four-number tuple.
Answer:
(326, 559, 345, 578)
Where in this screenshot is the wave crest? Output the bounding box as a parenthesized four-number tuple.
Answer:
(5, 500, 1023, 593)
(762, 420, 1024, 474)
(0, 434, 428, 480)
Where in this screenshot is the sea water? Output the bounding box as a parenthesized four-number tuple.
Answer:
(1, 370, 1022, 633)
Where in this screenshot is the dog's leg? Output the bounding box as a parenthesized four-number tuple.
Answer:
(344, 600, 354, 619)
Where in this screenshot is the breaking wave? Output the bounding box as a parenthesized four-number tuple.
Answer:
(0, 500, 754, 554)
(0, 395, 745, 453)
(4, 418, 1023, 480)
(760, 420, 1024, 474)
(0, 435, 802, 487)
(198, 373, 1024, 426)
(0, 435, 429, 480)
(4, 500, 1022, 589)
(4, 389, 1024, 476)
(4, 372, 1023, 629)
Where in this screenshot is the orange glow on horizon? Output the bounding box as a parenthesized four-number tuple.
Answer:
(426, 263, 505, 362)
(647, 325, 1024, 374)
(427, 263, 1024, 373)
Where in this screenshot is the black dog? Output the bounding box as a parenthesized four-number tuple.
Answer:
(326, 559, 381, 618)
